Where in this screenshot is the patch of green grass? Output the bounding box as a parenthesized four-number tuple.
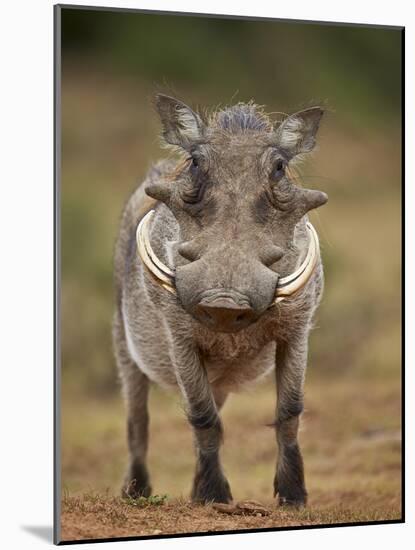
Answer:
(125, 494, 168, 508)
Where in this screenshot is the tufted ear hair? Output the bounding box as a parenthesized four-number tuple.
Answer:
(275, 107, 324, 159)
(155, 94, 205, 151)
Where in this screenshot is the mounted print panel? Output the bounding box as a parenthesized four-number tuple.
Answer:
(54, 4, 403, 544)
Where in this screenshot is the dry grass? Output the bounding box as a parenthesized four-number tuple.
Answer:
(60, 492, 401, 542)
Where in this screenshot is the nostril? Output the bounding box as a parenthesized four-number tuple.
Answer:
(236, 313, 246, 322)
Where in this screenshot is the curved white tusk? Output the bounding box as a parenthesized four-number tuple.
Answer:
(136, 210, 176, 293)
(272, 222, 320, 304)
(136, 209, 320, 304)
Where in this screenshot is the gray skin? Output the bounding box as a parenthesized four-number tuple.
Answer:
(113, 95, 328, 506)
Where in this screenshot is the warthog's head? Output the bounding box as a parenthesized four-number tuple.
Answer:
(146, 95, 328, 333)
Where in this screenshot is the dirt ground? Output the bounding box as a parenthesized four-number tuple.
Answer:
(60, 372, 402, 542)
(60, 494, 401, 542)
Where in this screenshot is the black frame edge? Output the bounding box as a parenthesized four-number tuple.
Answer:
(55, 3, 404, 31)
(53, 3, 62, 546)
(58, 519, 404, 545)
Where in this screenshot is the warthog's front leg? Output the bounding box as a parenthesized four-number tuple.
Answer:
(273, 334, 308, 506)
(114, 311, 151, 499)
(173, 344, 232, 504)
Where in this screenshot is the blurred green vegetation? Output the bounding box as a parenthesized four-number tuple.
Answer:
(60, 8, 401, 509)
(61, 8, 401, 131)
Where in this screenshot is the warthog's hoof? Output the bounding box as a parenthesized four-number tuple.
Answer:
(121, 462, 152, 499)
(121, 479, 152, 500)
(278, 495, 307, 508)
(274, 471, 307, 508)
(276, 485, 308, 507)
(191, 472, 233, 504)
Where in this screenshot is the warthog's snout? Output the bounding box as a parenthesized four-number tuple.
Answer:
(194, 295, 256, 332)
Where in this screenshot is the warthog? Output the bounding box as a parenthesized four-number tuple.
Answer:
(113, 95, 328, 506)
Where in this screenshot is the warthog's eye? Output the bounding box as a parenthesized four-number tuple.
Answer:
(269, 159, 295, 211)
(189, 155, 200, 178)
(180, 156, 207, 205)
(270, 158, 286, 182)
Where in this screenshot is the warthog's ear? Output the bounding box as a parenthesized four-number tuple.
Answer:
(155, 94, 205, 151)
(275, 107, 324, 158)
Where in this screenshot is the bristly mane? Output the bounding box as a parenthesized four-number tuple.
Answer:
(212, 102, 272, 134)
